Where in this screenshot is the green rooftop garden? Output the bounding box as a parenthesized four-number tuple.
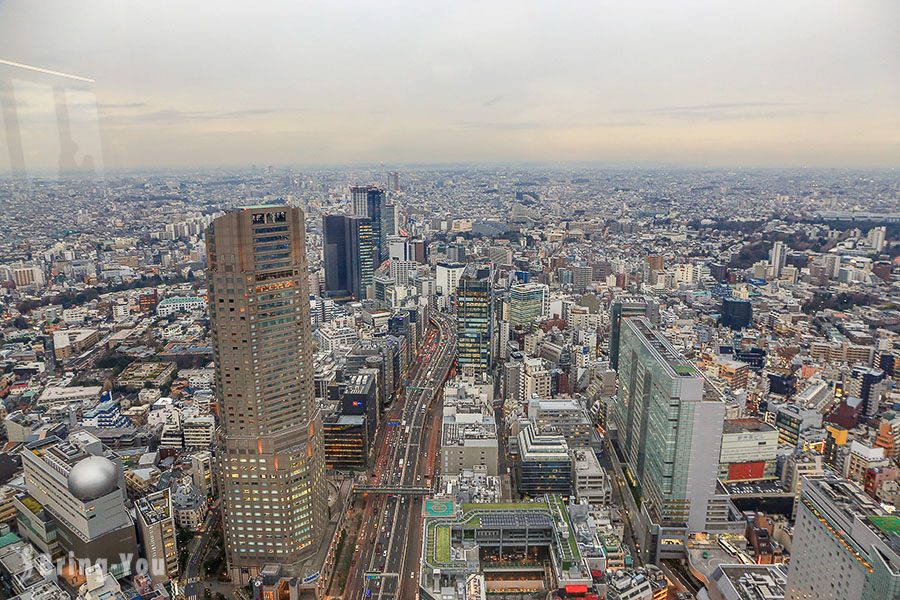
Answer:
(672, 364, 697, 376)
(870, 515, 900, 536)
(426, 497, 584, 569)
(461, 501, 548, 513)
(549, 494, 581, 563)
(20, 495, 42, 514)
(435, 526, 451, 563)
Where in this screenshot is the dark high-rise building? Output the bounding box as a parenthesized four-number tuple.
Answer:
(322, 215, 349, 296)
(846, 366, 886, 418)
(878, 352, 895, 377)
(786, 252, 808, 269)
(323, 372, 378, 470)
(609, 295, 659, 371)
(207, 207, 326, 584)
(323, 214, 375, 300)
(323, 415, 369, 470)
(383, 202, 398, 239)
(767, 367, 797, 397)
(516, 426, 573, 496)
(409, 239, 428, 264)
(721, 297, 752, 330)
(341, 374, 378, 444)
(447, 242, 467, 263)
(351, 185, 387, 261)
(734, 347, 766, 371)
(709, 262, 728, 282)
(456, 264, 493, 374)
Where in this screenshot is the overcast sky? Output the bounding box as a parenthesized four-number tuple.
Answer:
(1, 0, 898, 171)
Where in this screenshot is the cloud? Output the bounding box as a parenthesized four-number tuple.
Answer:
(98, 106, 303, 125)
(456, 120, 544, 130)
(97, 101, 148, 109)
(618, 101, 807, 121)
(456, 119, 646, 131)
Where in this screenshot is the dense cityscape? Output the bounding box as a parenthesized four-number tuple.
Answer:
(1, 0, 899, 598)
(0, 166, 897, 600)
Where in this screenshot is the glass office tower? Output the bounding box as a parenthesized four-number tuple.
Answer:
(611, 316, 724, 561)
(456, 264, 493, 374)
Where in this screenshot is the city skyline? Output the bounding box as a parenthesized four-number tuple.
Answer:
(0, 2, 899, 598)
(1, 0, 898, 173)
(0, 167, 897, 600)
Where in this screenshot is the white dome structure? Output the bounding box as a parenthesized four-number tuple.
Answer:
(67, 455, 118, 500)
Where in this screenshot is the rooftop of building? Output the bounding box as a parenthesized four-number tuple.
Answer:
(459, 263, 493, 282)
(326, 414, 365, 426)
(723, 418, 776, 434)
(442, 417, 497, 447)
(136, 490, 172, 525)
(157, 295, 204, 304)
(806, 475, 900, 555)
(626, 317, 701, 378)
(518, 426, 570, 459)
(422, 496, 582, 573)
(712, 564, 787, 600)
(344, 373, 375, 396)
(531, 398, 582, 410)
(573, 449, 605, 476)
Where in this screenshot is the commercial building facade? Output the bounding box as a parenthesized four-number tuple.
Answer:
(207, 207, 326, 584)
(456, 265, 494, 374)
(506, 283, 548, 327)
(786, 475, 900, 599)
(21, 435, 138, 577)
(135, 489, 178, 584)
(609, 296, 659, 371)
(611, 317, 725, 562)
(322, 214, 375, 301)
(517, 425, 573, 497)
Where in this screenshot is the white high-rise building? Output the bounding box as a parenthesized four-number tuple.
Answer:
(351, 185, 369, 217)
(786, 475, 900, 599)
(22, 434, 138, 577)
(388, 236, 410, 261)
(390, 259, 418, 285)
(436, 261, 466, 309)
(769, 241, 786, 278)
(867, 226, 886, 252)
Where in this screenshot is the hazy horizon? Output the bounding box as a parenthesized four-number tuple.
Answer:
(1, 0, 899, 173)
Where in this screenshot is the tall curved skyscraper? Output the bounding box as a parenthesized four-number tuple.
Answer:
(207, 206, 325, 584)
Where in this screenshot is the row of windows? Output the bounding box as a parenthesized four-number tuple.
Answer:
(253, 242, 290, 253)
(255, 251, 291, 263)
(251, 223, 288, 233)
(256, 260, 293, 271)
(257, 316, 297, 328)
(253, 234, 289, 244)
